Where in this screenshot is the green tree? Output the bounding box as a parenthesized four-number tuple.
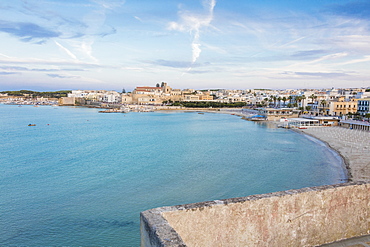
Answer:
(277, 97, 282, 108)
(309, 94, 317, 104)
(282, 97, 287, 107)
(320, 100, 327, 114)
(268, 98, 273, 107)
(301, 95, 306, 107)
(270, 95, 276, 107)
(353, 112, 361, 120)
(365, 113, 370, 121)
(0, 90, 71, 98)
(288, 95, 293, 105)
(295, 96, 302, 108)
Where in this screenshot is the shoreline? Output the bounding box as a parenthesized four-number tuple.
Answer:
(292, 127, 370, 183)
(12, 104, 369, 182)
(174, 108, 355, 183)
(211, 109, 369, 183)
(292, 128, 351, 182)
(193, 108, 368, 183)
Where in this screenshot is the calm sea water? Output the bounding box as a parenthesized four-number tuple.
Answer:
(0, 105, 346, 246)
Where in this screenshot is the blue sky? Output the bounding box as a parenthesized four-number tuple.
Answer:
(0, 0, 369, 91)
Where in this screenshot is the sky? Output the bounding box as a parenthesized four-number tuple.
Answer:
(0, 0, 369, 91)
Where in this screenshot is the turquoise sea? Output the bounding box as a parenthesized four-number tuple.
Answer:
(0, 104, 346, 246)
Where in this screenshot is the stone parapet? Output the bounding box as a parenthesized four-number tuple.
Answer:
(141, 182, 370, 247)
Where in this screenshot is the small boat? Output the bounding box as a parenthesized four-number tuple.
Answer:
(28, 124, 36, 126)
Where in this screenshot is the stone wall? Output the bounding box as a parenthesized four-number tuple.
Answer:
(58, 97, 75, 106)
(140, 182, 370, 247)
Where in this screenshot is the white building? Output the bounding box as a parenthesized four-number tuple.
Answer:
(357, 98, 370, 116)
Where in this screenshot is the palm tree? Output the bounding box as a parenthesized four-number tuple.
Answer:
(263, 98, 269, 107)
(320, 100, 327, 114)
(295, 96, 301, 107)
(282, 97, 287, 107)
(277, 97, 282, 108)
(301, 95, 306, 108)
(271, 96, 277, 107)
(309, 94, 317, 104)
(288, 95, 293, 105)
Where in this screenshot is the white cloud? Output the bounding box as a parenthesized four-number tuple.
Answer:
(309, 52, 349, 64)
(0, 53, 12, 59)
(54, 41, 78, 60)
(338, 55, 370, 66)
(92, 0, 125, 10)
(134, 16, 143, 22)
(279, 37, 306, 48)
(63, 0, 125, 64)
(329, 35, 370, 53)
(168, 0, 217, 65)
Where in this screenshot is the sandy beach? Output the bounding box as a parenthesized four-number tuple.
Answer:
(297, 127, 370, 182)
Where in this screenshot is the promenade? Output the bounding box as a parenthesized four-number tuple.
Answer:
(298, 127, 370, 182)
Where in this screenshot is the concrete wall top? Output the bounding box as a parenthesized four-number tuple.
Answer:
(141, 182, 370, 247)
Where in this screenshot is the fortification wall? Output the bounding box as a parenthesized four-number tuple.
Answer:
(141, 182, 370, 247)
